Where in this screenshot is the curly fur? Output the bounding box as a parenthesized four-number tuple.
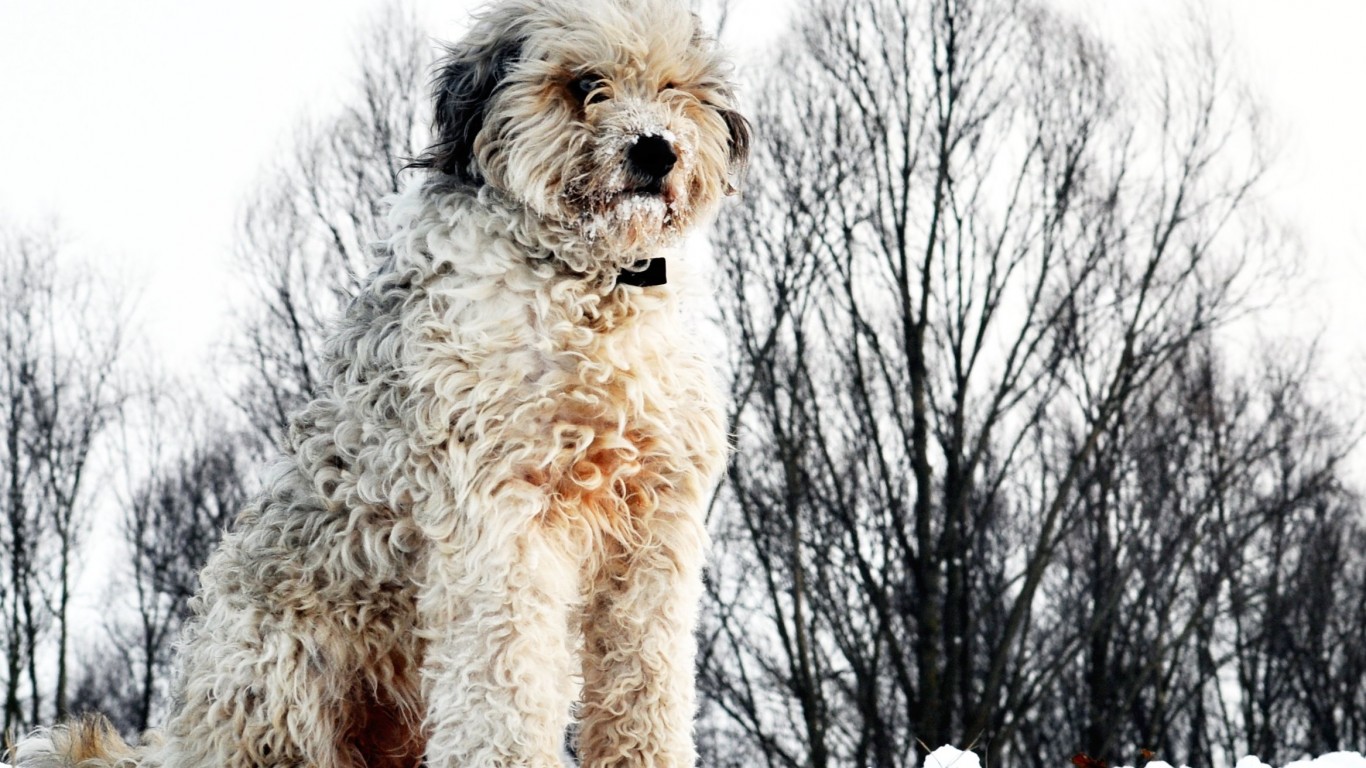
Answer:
(8, 0, 746, 766)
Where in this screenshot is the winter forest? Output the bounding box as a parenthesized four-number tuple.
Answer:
(2, 0, 1364, 766)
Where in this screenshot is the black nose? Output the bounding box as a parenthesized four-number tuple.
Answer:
(628, 134, 677, 183)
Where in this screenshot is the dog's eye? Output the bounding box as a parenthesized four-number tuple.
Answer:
(569, 74, 608, 105)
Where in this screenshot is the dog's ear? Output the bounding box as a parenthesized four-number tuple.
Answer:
(411, 34, 523, 183)
(720, 106, 751, 194)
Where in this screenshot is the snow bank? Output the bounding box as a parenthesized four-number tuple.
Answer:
(1130, 754, 1366, 768)
(927, 746, 983, 768)
(930, 748, 1366, 768)
(1281, 754, 1366, 768)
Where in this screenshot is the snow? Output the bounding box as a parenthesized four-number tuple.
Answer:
(927, 746, 983, 768)
(1283, 754, 1366, 768)
(1126, 754, 1366, 768)
(920, 748, 1366, 768)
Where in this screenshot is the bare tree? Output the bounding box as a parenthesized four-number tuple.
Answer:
(694, 0, 1345, 766)
(97, 391, 250, 733)
(64, 640, 142, 737)
(229, 4, 430, 442)
(1, 222, 127, 734)
(7, 2, 431, 739)
(39, 5, 434, 734)
(1210, 353, 1366, 761)
(1013, 342, 1360, 767)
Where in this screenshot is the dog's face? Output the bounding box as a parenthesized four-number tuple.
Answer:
(416, 0, 750, 256)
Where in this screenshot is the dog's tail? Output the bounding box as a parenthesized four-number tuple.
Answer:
(7, 715, 152, 768)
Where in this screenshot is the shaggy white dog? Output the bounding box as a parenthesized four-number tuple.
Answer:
(9, 0, 747, 766)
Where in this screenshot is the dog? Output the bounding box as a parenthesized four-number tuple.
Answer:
(9, 0, 748, 765)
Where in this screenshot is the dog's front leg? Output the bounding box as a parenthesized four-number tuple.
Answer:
(577, 510, 708, 767)
(418, 485, 579, 768)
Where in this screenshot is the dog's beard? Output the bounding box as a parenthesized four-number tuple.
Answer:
(566, 176, 688, 253)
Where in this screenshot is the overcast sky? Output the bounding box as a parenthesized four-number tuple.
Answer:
(0, 0, 1361, 387)
(1, 0, 1363, 624)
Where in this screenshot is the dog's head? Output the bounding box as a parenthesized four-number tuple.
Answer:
(413, 0, 750, 256)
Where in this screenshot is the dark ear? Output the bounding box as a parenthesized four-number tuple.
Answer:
(410, 35, 523, 183)
(721, 107, 752, 193)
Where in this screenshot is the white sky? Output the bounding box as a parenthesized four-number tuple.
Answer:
(0, 0, 1361, 646)
(1051, 0, 1366, 362)
(0, 0, 1361, 403)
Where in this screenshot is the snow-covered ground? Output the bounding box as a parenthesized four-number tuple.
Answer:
(1242, 755, 1366, 768)
(924, 746, 1366, 768)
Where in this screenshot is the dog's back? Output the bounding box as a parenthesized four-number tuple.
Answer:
(8, 715, 152, 768)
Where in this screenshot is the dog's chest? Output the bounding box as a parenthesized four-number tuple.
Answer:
(415, 276, 725, 533)
(529, 311, 723, 534)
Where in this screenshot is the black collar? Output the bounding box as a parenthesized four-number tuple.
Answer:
(616, 258, 667, 288)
